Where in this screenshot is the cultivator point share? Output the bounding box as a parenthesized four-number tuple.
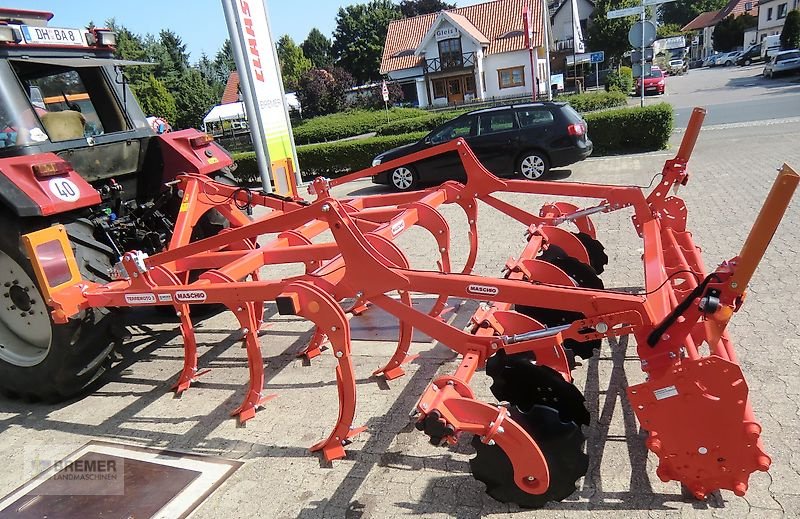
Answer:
(24, 108, 798, 507)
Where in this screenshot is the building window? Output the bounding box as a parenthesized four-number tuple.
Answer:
(767, 7, 773, 19)
(432, 79, 447, 99)
(465, 74, 476, 94)
(438, 38, 463, 69)
(498, 66, 525, 89)
(745, 1, 752, 10)
(778, 3, 788, 18)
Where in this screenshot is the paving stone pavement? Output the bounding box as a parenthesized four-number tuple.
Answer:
(0, 121, 798, 518)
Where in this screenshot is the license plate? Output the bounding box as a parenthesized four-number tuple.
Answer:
(646, 86, 657, 90)
(21, 25, 86, 46)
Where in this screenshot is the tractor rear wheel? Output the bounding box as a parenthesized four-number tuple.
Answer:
(0, 215, 117, 402)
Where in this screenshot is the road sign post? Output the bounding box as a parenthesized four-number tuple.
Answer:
(590, 51, 604, 90)
(608, 0, 675, 107)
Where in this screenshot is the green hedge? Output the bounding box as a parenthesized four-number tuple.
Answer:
(555, 91, 628, 113)
(374, 112, 456, 136)
(231, 131, 427, 183)
(585, 103, 673, 155)
(292, 108, 426, 145)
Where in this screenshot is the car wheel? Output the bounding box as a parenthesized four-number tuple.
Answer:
(744, 59, 752, 66)
(725, 60, 732, 66)
(518, 152, 549, 180)
(390, 165, 418, 191)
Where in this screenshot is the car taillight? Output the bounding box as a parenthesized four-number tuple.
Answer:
(190, 134, 214, 148)
(33, 161, 70, 178)
(567, 123, 585, 136)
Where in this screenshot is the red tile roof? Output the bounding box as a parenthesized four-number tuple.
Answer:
(681, 0, 758, 31)
(380, 0, 541, 74)
(221, 71, 240, 104)
(682, 10, 722, 31)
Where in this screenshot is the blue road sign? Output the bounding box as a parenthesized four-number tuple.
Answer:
(590, 51, 605, 64)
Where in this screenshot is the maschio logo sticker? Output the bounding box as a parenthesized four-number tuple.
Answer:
(467, 284, 499, 296)
(391, 220, 405, 236)
(175, 290, 207, 303)
(125, 293, 156, 305)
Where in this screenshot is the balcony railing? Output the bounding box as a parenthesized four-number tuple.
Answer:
(555, 38, 575, 52)
(425, 51, 477, 73)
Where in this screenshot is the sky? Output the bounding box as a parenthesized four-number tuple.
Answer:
(21, 0, 486, 63)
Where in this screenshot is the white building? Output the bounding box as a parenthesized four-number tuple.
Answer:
(682, 0, 759, 60)
(550, 0, 593, 53)
(380, 0, 553, 108)
(757, 0, 800, 40)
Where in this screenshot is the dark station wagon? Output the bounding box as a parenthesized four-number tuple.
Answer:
(371, 102, 593, 191)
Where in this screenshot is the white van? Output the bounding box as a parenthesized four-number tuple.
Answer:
(761, 35, 781, 60)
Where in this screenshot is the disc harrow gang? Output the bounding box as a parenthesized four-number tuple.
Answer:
(22, 108, 799, 508)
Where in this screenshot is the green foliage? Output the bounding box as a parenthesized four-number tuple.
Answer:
(605, 67, 633, 93)
(584, 104, 673, 154)
(231, 132, 428, 182)
(277, 35, 312, 91)
(375, 113, 455, 135)
(332, 0, 402, 83)
(554, 91, 628, 112)
(661, 0, 729, 27)
(292, 107, 425, 144)
(132, 75, 177, 123)
(781, 10, 800, 50)
(399, 0, 455, 17)
(657, 24, 685, 38)
(296, 67, 354, 117)
(109, 20, 233, 129)
(712, 14, 757, 52)
(174, 69, 218, 129)
(302, 28, 334, 68)
(587, 0, 639, 64)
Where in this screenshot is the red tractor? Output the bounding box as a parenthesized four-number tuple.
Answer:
(0, 8, 234, 400)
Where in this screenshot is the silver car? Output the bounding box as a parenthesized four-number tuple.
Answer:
(763, 50, 800, 78)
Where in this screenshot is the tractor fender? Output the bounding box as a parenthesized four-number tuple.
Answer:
(157, 129, 234, 182)
(0, 153, 101, 217)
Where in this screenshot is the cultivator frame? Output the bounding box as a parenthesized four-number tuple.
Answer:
(23, 108, 798, 506)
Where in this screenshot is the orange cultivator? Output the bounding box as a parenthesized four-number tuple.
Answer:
(23, 108, 797, 507)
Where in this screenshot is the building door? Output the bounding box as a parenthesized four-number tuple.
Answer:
(447, 78, 463, 104)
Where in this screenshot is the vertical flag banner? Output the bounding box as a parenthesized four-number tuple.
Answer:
(571, 0, 585, 53)
(221, 0, 300, 195)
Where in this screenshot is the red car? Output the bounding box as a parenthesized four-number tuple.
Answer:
(635, 67, 666, 95)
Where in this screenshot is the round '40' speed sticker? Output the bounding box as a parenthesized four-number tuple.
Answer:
(49, 178, 81, 203)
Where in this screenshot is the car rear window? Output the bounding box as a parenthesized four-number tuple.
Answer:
(517, 108, 554, 128)
(560, 105, 584, 124)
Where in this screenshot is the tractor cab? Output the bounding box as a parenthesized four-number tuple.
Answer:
(0, 8, 160, 195)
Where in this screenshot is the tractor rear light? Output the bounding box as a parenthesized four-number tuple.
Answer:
(567, 123, 585, 137)
(32, 161, 70, 178)
(90, 29, 117, 47)
(190, 134, 214, 148)
(0, 25, 22, 43)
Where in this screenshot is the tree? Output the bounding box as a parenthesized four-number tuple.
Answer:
(332, 0, 401, 83)
(214, 39, 236, 83)
(296, 67, 354, 117)
(159, 29, 190, 72)
(133, 74, 177, 123)
(781, 9, 800, 50)
(347, 81, 404, 109)
(173, 69, 217, 129)
(712, 13, 757, 52)
(657, 23, 685, 39)
(302, 28, 333, 68)
(399, 0, 455, 17)
(661, 0, 728, 27)
(587, 0, 639, 64)
(277, 35, 312, 91)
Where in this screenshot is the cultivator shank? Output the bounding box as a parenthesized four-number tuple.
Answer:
(24, 108, 797, 507)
